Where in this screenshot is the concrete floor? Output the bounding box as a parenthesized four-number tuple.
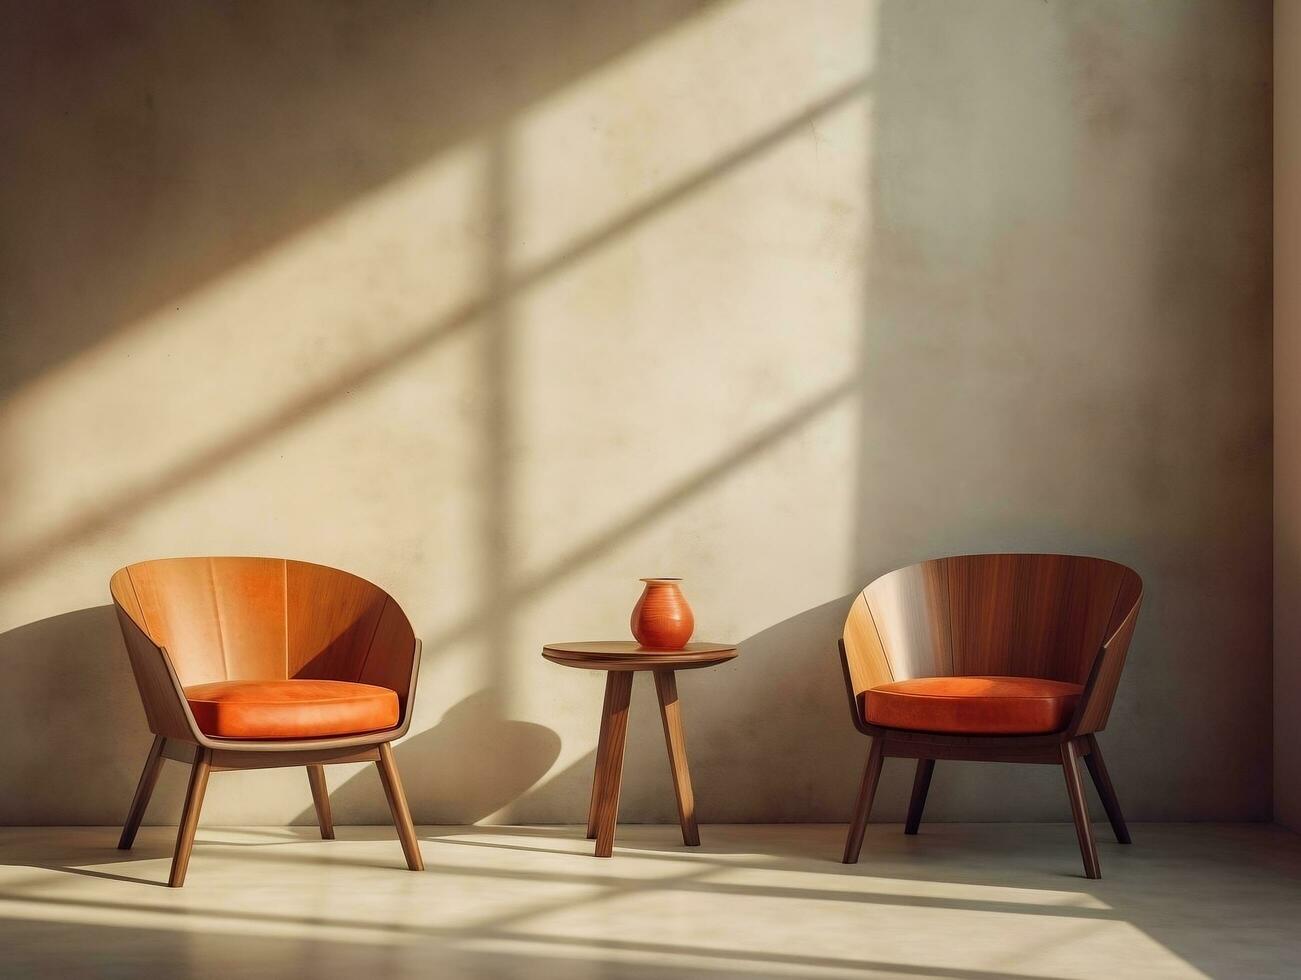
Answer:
(0, 823, 1298, 979)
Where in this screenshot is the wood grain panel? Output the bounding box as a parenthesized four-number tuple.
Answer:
(359, 597, 417, 712)
(111, 601, 197, 740)
(1006, 556, 1123, 682)
(286, 561, 388, 681)
(127, 559, 227, 685)
(1074, 591, 1142, 734)
(864, 562, 951, 679)
(840, 594, 893, 696)
(944, 553, 1019, 676)
(211, 557, 286, 679)
(1003, 555, 1069, 677)
(110, 567, 144, 623)
(916, 554, 1137, 683)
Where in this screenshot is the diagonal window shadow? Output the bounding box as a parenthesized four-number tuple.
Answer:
(0, 76, 870, 586)
(0, 0, 724, 397)
(427, 375, 858, 652)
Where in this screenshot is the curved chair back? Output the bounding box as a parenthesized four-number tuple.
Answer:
(110, 557, 417, 713)
(842, 554, 1142, 735)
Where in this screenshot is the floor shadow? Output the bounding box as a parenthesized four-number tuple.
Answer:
(2, 825, 468, 888)
(0, 910, 894, 980)
(417, 823, 1301, 979)
(4, 824, 1298, 978)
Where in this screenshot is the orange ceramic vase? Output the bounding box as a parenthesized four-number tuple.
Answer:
(630, 577, 695, 650)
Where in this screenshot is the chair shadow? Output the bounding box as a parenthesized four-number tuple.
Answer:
(297, 689, 562, 826)
(0, 606, 169, 825)
(440, 594, 875, 829)
(0, 606, 568, 881)
(11, 823, 1297, 980)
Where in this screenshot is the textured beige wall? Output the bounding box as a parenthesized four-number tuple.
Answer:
(0, 0, 1272, 827)
(1277, 0, 1300, 832)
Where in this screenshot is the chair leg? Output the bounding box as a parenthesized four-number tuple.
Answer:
(842, 738, 886, 864)
(118, 735, 167, 850)
(375, 742, 423, 871)
(904, 758, 935, 836)
(1083, 734, 1131, 844)
(168, 747, 212, 888)
(306, 765, 335, 840)
(1061, 739, 1101, 879)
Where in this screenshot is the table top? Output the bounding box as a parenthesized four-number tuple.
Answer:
(542, 640, 738, 671)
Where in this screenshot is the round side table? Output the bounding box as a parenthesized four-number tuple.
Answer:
(542, 641, 738, 857)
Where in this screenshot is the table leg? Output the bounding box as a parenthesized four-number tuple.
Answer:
(591, 670, 633, 857)
(654, 669, 700, 846)
(586, 672, 619, 839)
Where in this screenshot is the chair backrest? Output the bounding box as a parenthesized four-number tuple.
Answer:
(110, 557, 417, 704)
(841, 554, 1142, 718)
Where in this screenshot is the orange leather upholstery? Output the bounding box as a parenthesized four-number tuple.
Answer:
(862, 676, 1082, 735)
(185, 679, 399, 739)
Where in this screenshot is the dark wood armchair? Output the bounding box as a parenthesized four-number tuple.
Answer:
(839, 553, 1142, 878)
(110, 557, 424, 886)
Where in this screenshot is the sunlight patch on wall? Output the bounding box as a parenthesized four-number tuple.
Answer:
(512, 0, 876, 269)
(0, 140, 485, 624)
(506, 9, 875, 694)
(0, 0, 882, 828)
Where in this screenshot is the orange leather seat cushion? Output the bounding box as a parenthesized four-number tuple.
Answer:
(862, 676, 1082, 735)
(185, 679, 399, 739)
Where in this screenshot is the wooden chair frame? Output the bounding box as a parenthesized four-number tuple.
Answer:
(111, 558, 424, 886)
(838, 554, 1142, 878)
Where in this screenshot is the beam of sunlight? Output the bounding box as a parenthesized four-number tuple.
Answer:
(702, 865, 1112, 910)
(512, 0, 876, 268)
(0, 823, 1255, 978)
(0, 76, 869, 604)
(0, 136, 490, 626)
(0, 0, 878, 836)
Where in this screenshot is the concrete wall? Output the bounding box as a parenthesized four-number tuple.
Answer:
(0, 0, 1272, 826)
(1277, 0, 1300, 833)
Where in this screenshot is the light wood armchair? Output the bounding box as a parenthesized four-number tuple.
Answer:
(839, 553, 1142, 878)
(111, 557, 424, 886)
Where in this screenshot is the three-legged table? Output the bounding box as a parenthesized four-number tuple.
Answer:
(541, 641, 738, 857)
